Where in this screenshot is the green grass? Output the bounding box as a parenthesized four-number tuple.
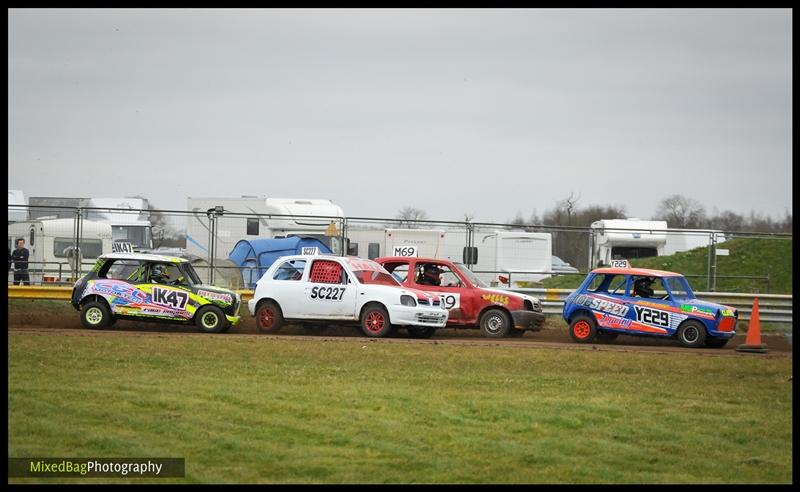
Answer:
(8, 333, 793, 484)
(541, 238, 792, 294)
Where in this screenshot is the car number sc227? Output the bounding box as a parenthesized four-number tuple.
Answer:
(309, 286, 346, 301)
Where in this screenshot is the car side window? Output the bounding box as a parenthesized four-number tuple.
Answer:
(102, 260, 141, 280)
(273, 259, 307, 281)
(390, 264, 409, 282)
(438, 268, 462, 288)
(309, 259, 347, 284)
(587, 274, 626, 296)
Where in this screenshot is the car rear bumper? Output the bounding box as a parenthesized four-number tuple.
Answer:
(247, 298, 256, 316)
(388, 305, 449, 327)
(511, 310, 546, 331)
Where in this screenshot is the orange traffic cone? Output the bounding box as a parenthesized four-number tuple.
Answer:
(736, 297, 769, 353)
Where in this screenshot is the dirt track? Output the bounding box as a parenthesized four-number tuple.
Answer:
(8, 307, 792, 358)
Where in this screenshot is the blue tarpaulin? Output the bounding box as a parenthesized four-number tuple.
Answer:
(228, 236, 332, 288)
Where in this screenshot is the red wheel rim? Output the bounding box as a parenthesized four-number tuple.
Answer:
(365, 311, 385, 333)
(573, 320, 591, 339)
(259, 308, 274, 329)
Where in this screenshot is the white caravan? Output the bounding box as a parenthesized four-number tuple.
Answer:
(186, 196, 346, 260)
(589, 218, 726, 268)
(346, 227, 553, 286)
(8, 218, 113, 283)
(80, 197, 154, 251)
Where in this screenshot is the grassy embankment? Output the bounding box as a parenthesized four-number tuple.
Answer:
(540, 238, 792, 294)
(8, 333, 792, 484)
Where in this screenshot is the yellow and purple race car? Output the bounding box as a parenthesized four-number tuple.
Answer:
(71, 253, 241, 333)
(562, 266, 737, 348)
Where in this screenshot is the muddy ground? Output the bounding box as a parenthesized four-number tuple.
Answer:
(8, 299, 792, 355)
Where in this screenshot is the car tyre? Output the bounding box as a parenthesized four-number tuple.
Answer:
(81, 301, 113, 329)
(569, 314, 597, 343)
(195, 305, 226, 333)
(705, 337, 729, 349)
(479, 308, 512, 338)
(256, 301, 284, 333)
(677, 320, 707, 348)
(408, 326, 437, 339)
(361, 305, 393, 338)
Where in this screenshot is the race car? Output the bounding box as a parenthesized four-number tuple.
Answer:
(71, 253, 241, 333)
(247, 254, 449, 338)
(375, 256, 546, 337)
(562, 266, 737, 348)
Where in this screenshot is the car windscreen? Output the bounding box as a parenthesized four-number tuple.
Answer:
(353, 269, 401, 286)
(666, 276, 695, 300)
(454, 263, 487, 288)
(179, 263, 202, 285)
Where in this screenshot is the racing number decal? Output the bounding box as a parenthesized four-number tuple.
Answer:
(310, 286, 346, 301)
(634, 306, 670, 327)
(440, 293, 460, 310)
(392, 246, 417, 257)
(152, 287, 189, 310)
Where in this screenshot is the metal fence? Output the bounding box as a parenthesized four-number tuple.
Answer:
(7, 203, 793, 295)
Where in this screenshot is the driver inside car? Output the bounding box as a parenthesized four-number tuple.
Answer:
(150, 264, 185, 286)
(633, 276, 655, 298)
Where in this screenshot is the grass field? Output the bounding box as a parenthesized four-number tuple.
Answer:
(8, 333, 793, 484)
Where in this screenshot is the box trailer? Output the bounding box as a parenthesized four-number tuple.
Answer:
(347, 227, 553, 286)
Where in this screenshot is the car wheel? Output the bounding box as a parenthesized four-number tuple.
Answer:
(195, 305, 226, 333)
(569, 315, 597, 343)
(408, 326, 437, 339)
(81, 301, 113, 329)
(479, 308, 511, 338)
(256, 301, 284, 333)
(677, 320, 707, 348)
(361, 305, 393, 338)
(705, 337, 729, 349)
(595, 332, 619, 343)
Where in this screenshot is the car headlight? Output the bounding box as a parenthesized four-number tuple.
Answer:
(400, 295, 417, 307)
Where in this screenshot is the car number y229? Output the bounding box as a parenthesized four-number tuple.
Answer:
(310, 286, 346, 301)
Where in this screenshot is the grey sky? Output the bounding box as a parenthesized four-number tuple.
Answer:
(8, 8, 793, 223)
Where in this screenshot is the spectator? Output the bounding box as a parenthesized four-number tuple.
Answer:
(11, 238, 30, 285)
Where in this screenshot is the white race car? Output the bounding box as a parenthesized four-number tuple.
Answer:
(247, 254, 449, 338)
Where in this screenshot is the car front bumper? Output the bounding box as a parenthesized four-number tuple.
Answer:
(511, 310, 546, 331)
(388, 305, 449, 327)
(226, 314, 241, 326)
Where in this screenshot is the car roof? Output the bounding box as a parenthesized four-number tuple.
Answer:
(377, 256, 458, 264)
(590, 267, 682, 277)
(99, 252, 189, 264)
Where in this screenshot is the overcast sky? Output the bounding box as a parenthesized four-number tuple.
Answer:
(8, 8, 793, 223)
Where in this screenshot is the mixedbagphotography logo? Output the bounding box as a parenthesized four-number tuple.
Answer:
(8, 458, 185, 478)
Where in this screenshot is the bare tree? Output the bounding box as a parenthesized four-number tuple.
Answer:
(653, 194, 706, 229)
(396, 206, 429, 229)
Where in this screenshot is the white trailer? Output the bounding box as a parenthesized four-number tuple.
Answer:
(186, 196, 345, 260)
(8, 218, 113, 283)
(664, 230, 726, 256)
(80, 197, 154, 251)
(346, 227, 553, 286)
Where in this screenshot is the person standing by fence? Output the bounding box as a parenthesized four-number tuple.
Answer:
(11, 238, 30, 285)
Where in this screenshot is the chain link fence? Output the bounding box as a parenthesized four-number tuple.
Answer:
(7, 204, 792, 294)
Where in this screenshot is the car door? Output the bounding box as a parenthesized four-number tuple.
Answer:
(409, 260, 469, 324)
(305, 258, 357, 319)
(268, 258, 310, 319)
(143, 262, 193, 319)
(627, 275, 674, 334)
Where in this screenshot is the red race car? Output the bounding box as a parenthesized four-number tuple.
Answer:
(375, 256, 546, 337)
